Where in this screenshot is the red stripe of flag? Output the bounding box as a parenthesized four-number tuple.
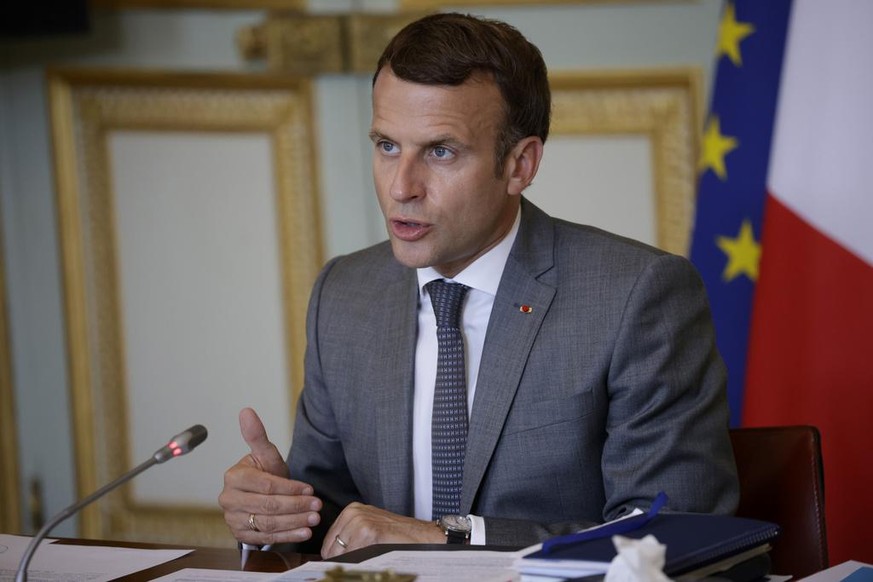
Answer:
(745, 195, 873, 563)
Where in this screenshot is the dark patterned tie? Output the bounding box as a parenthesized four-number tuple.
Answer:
(426, 279, 470, 520)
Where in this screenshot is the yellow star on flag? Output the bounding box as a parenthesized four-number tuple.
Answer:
(716, 219, 761, 282)
(700, 116, 739, 181)
(718, 2, 755, 67)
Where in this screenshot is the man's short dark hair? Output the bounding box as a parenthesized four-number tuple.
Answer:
(374, 13, 551, 172)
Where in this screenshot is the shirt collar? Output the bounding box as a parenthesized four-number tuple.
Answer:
(417, 206, 521, 296)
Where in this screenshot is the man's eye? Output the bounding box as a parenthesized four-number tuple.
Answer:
(378, 141, 398, 154)
(432, 146, 453, 159)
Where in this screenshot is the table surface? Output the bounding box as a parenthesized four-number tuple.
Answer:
(33, 538, 809, 581)
(55, 537, 317, 580)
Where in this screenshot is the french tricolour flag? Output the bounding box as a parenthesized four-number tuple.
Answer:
(691, 0, 873, 564)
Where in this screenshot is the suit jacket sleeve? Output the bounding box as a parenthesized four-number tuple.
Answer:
(285, 256, 363, 553)
(481, 252, 738, 545)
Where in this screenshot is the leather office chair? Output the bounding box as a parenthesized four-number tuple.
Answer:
(729, 425, 828, 578)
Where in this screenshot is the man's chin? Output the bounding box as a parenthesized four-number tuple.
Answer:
(389, 240, 433, 270)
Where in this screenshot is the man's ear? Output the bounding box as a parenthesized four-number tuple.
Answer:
(505, 136, 544, 196)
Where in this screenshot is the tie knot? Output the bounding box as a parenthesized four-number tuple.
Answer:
(426, 280, 469, 329)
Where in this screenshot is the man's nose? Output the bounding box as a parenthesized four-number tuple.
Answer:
(389, 155, 424, 202)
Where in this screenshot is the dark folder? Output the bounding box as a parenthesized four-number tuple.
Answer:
(522, 513, 780, 578)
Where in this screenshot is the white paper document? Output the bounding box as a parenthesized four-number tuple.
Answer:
(0, 533, 192, 582)
(274, 550, 520, 582)
(150, 568, 279, 581)
(266, 560, 352, 581)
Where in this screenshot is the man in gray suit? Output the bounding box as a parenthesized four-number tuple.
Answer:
(219, 13, 738, 558)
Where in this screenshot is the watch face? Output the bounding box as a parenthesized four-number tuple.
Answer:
(441, 515, 471, 532)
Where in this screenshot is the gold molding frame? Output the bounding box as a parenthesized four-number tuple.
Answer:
(48, 68, 323, 545)
(548, 69, 702, 256)
(401, 0, 670, 7)
(0, 223, 22, 534)
(238, 12, 428, 76)
(90, 0, 305, 9)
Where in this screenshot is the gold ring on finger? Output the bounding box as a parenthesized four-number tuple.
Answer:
(248, 513, 261, 532)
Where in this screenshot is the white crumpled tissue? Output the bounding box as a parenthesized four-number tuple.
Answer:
(604, 534, 672, 582)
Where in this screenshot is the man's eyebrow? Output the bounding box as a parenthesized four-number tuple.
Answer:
(426, 134, 464, 147)
(368, 131, 468, 151)
(368, 130, 388, 143)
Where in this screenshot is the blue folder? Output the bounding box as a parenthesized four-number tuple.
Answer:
(523, 512, 780, 577)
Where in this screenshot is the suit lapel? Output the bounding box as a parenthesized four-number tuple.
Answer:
(462, 201, 557, 511)
(373, 268, 418, 515)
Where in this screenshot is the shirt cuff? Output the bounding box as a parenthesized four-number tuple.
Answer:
(468, 514, 486, 545)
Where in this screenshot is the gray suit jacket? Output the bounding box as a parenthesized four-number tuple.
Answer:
(288, 199, 738, 550)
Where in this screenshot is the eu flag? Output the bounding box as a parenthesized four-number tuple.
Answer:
(689, 0, 793, 425)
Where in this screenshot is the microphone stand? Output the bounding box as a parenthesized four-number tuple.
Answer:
(15, 456, 158, 582)
(15, 424, 207, 582)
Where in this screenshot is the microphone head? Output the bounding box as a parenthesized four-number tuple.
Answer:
(153, 424, 208, 463)
(178, 424, 208, 451)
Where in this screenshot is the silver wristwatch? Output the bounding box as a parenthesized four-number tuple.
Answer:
(437, 514, 472, 544)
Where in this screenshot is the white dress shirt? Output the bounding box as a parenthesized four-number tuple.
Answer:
(413, 209, 521, 544)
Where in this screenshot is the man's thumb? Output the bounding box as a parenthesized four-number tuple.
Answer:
(239, 407, 289, 477)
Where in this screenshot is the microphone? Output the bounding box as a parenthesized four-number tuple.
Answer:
(15, 424, 208, 582)
(153, 424, 208, 463)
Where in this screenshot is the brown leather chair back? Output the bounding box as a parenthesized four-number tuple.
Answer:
(729, 425, 828, 578)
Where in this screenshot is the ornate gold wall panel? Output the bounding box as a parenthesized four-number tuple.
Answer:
(48, 69, 322, 545)
(0, 225, 22, 534)
(548, 69, 702, 256)
(239, 13, 428, 75)
(91, 0, 304, 8)
(254, 14, 346, 75)
(402, 0, 666, 7)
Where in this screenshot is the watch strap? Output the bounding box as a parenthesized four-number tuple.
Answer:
(445, 527, 469, 544)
